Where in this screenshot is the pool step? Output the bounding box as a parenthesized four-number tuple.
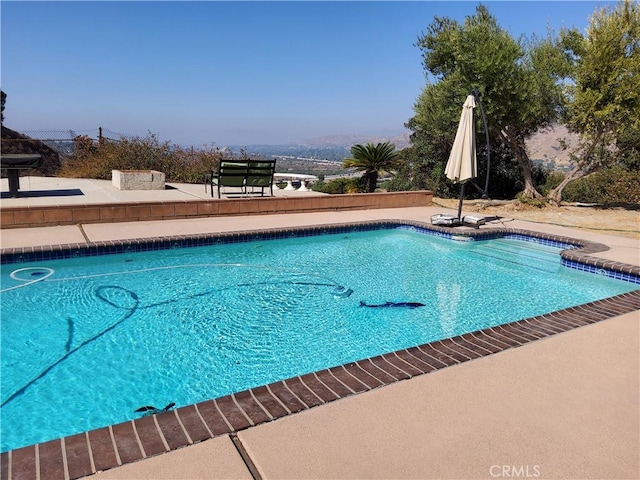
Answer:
(470, 240, 562, 273)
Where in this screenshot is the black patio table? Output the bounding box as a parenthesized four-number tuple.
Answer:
(1, 154, 42, 197)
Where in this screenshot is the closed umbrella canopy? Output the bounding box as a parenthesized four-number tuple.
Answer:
(445, 95, 477, 184)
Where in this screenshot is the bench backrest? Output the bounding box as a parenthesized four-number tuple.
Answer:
(217, 159, 276, 188)
(246, 160, 276, 188)
(218, 161, 249, 187)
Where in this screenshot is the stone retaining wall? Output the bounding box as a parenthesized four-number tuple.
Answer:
(0, 191, 433, 229)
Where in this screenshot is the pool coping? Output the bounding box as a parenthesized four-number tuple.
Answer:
(2, 220, 639, 480)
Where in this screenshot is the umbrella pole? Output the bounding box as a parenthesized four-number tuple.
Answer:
(472, 88, 490, 198)
(457, 182, 465, 220)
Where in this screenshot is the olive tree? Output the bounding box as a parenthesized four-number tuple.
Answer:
(411, 5, 566, 199)
(548, 0, 640, 204)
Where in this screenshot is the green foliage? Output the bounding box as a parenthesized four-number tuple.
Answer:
(393, 134, 539, 200)
(383, 176, 414, 192)
(617, 127, 640, 170)
(313, 177, 362, 194)
(537, 170, 565, 196)
(410, 5, 569, 198)
(393, 114, 461, 196)
(411, 0, 638, 205)
(561, 1, 640, 169)
(480, 145, 526, 199)
(546, 1, 640, 203)
(343, 142, 399, 193)
(310, 179, 324, 191)
(516, 193, 548, 208)
(562, 167, 640, 204)
(60, 134, 221, 184)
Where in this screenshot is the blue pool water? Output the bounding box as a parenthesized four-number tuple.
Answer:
(1, 228, 637, 452)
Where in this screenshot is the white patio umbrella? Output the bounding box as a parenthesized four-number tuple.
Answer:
(445, 94, 477, 219)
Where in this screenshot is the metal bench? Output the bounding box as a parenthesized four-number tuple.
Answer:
(209, 159, 276, 198)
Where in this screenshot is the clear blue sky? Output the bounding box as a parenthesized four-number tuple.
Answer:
(1, 1, 615, 147)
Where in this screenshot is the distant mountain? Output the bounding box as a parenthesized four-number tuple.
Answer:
(230, 143, 350, 162)
(233, 126, 579, 172)
(231, 131, 412, 163)
(299, 132, 411, 149)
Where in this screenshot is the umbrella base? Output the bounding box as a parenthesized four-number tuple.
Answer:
(431, 213, 462, 226)
(430, 214, 486, 228)
(461, 215, 486, 228)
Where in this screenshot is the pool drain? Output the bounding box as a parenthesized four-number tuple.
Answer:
(1, 267, 55, 292)
(333, 286, 354, 298)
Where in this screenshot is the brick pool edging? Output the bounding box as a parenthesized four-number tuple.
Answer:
(2, 220, 639, 480)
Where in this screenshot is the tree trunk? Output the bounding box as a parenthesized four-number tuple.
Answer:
(363, 172, 378, 193)
(547, 166, 586, 205)
(519, 155, 541, 199)
(500, 129, 542, 199)
(547, 130, 603, 205)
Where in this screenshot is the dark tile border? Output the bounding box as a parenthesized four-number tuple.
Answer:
(2, 220, 639, 282)
(2, 221, 639, 480)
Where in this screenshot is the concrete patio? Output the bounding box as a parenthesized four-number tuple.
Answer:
(0, 176, 432, 229)
(1, 176, 638, 479)
(0, 176, 325, 206)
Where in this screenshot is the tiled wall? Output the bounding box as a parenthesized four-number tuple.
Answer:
(0, 191, 433, 229)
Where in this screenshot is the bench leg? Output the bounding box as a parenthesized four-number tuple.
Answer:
(7, 170, 20, 197)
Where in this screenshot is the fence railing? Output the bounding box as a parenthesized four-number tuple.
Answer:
(12, 127, 137, 156)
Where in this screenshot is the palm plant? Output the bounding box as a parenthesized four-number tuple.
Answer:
(342, 142, 399, 193)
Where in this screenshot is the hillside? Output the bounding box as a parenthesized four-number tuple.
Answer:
(298, 132, 411, 149)
(525, 125, 580, 171)
(242, 126, 579, 174)
(233, 132, 411, 165)
(1, 125, 61, 175)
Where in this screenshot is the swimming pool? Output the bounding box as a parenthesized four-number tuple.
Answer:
(1, 223, 638, 453)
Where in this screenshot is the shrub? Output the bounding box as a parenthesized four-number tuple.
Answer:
(538, 170, 564, 196)
(60, 135, 222, 184)
(516, 193, 547, 208)
(383, 176, 414, 192)
(313, 177, 362, 194)
(562, 167, 640, 204)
